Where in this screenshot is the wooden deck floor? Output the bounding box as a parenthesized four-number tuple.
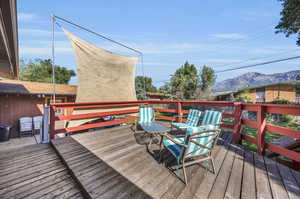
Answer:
(0, 143, 84, 199)
(51, 124, 300, 199)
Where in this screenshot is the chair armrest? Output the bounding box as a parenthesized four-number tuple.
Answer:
(171, 114, 187, 122)
(187, 127, 221, 137)
(162, 134, 187, 147)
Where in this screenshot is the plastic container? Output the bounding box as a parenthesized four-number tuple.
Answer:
(0, 125, 11, 142)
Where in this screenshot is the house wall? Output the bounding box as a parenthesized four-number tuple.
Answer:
(216, 84, 297, 103)
(265, 85, 295, 102)
(0, 94, 75, 138)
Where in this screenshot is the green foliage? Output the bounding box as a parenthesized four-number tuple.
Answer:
(199, 65, 216, 91)
(170, 61, 199, 100)
(235, 88, 252, 102)
(19, 59, 76, 84)
(271, 99, 292, 104)
(281, 114, 294, 123)
(135, 76, 157, 100)
(275, 0, 300, 46)
(159, 83, 176, 100)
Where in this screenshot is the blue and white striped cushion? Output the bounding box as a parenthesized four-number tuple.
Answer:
(171, 122, 190, 129)
(138, 107, 154, 124)
(186, 109, 202, 127)
(185, 127, 215, 156)
(172, 109, 201, 129)
(201, 110, 222, 126)
(163, 137, 184, 159)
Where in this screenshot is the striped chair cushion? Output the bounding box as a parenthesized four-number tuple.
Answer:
(172, 109, 202, 129)
(171, 122, 190, 129)
(185, 127, 216, 157)
(201, 110, 222, 126)
(163, 137, 185, 160)
(186, 109, 202, 127)
(138, 107, 154, 124)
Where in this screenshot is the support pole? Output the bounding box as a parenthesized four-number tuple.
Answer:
(52, 14, 56, 103)
(41, 106, 50, 143)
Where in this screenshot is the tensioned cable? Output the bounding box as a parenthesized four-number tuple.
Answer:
(52, 15, 147, 98)
(213, 48, 300, 69)
(215, 55, 300, 73)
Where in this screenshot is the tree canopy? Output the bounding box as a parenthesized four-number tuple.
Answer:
(19, 59, 76, 84)
(135, 76, 157, 99)
(275, 0, 300, 45)
(169, 62, 199, 100)
(199, 65, 216, 91)
(160, 62, 216, 100)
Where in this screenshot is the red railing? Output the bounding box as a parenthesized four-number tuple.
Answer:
(49, 100, 300, 169)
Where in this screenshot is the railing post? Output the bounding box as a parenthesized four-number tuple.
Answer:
(292, 160, 300, 171)
(233, 102, 242, 144)
(41, 106, 50, 143)
(49, 106, 56, 139)
(177, 102, 183, 122)
(257, 105, 266, 155)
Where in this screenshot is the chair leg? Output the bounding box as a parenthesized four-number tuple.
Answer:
(159, 148, 164, 164)
(210, 158, 216, 174)
(182, 162, 188, 184)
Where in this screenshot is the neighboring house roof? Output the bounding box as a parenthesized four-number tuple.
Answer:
(146, 92, 176, 98)
(0, 0, 18, 79)
(0, 79, 77, 96)
(213, 81, 300, 97)
(146, 92, 167, 97)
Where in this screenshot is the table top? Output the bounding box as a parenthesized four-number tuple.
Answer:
(140, 122, 170, 134)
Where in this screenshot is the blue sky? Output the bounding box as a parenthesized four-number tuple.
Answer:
(18, 0, 300, 87)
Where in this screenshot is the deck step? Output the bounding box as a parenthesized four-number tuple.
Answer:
(51, 136, 151, 199)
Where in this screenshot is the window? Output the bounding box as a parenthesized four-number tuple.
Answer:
(256, 87, 265, 102)
(45, 96, 67, 115)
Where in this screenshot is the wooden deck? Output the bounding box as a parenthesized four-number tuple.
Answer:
(0, 143, 84, 199)
(51, 125, 300, 199)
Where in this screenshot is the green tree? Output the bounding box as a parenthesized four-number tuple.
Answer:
(135, 76, 157, 99)
(170, 61, 199, 100)
(199, 65, 216, 91)
(19, 59, 76, 84)
(195, 65, 216, 100)
(159, 83, 176, 100)
(275, 0, 300, 45)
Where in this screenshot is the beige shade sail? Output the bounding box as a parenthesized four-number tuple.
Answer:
(63, 29, 138, 127)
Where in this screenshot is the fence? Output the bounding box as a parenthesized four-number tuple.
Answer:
(49, 100, 300, 169)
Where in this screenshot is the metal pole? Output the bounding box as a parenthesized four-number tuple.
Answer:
(52, 14, 56, 102)
(42, 106, 50, 143)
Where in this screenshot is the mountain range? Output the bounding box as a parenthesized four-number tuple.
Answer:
(214, 70, 300, 92)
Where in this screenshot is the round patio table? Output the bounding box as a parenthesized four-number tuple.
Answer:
(140, 122, 171, 150)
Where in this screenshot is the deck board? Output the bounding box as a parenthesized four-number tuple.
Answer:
(50, 124, 300, 199)
(0, 143, 83, 199)
(51, 132, 151, 199)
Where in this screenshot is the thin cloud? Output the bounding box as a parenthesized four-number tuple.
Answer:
(19, 28, 64, 36)
(210, 33, 248, 39)
(18, 12, 45, 23)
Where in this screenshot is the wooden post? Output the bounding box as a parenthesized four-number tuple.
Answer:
(177, 102, 183, 122)
(49, 106, 56, 139)
(257, 105, 266, 155)
(292, 160, 300, 171)
(233, 102, 242, 144)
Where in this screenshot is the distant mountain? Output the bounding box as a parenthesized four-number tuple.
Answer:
(214, 70, 300, 92)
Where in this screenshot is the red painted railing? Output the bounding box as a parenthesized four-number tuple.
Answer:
(49, 100, 300, 169)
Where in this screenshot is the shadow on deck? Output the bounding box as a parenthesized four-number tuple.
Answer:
(51, 124, 300, 199)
